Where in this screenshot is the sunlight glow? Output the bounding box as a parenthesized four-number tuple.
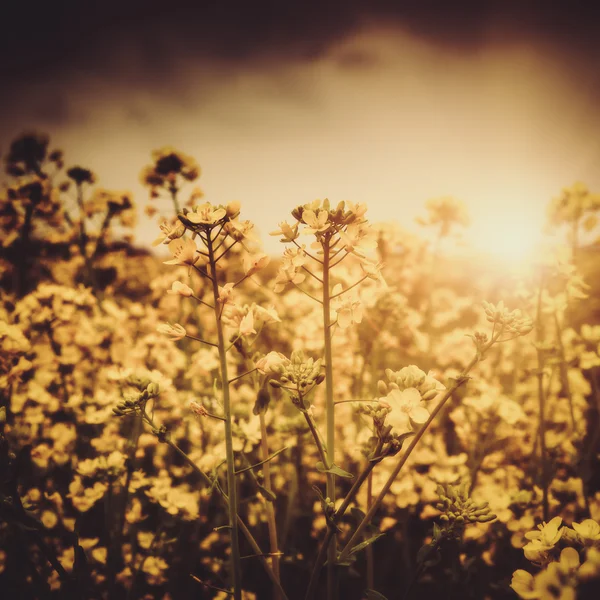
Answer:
(468, 215, 545, 265)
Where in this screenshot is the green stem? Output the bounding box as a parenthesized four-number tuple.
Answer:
(207, 235, 242, 600)
(260, 412, 282, 600)
(304, 458, 378, 600)
(366, 470, 374, 590)
(553, 310, 576, 432)
(535, 276, 549, 522)
(142, 410, 288, 600)
(321, 236, 337, 600)
(337, 350, 484, 565)
(302, 410, 329, 467)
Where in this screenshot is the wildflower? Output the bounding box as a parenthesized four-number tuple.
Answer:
(330, 283, 363, 328)
(163, 237, 200, 268)
(243, 253, 270, 277)
(152, 220, 186, 246)
(167, 281, 193, 297)
(360, 260, 387, 287)
(572, 519, 600, 545)
(185, 202, 226, 225)
(217, 282, 235, 305)
(252, 304, 281, 327)
(579, 547, 600, 580)
(273, 264, 305, 293)
(302, 209, 331, 235)
(523, 517, 563, 564)
(339, 223, 378, 260)
(381, 388, 430, 432)
(156, 323, 187, 341)
(226, 200, 241, 218)
(256, 351, 290, 376)
(270, 220, 299, 242)
(510, 570, 538, 599)
(239, 311, 256, 337)
(189, 400, 208, 418)
(225, 218, 255, 242)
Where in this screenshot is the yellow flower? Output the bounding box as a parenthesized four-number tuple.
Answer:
(163, 237, 200, 270)
(238, 310, 256, 337)
(523, 517, 563, 564)
(243, 252, 270, 276)
(339, 223, 378, 260)
(256, 351, 290, 376)
(270, 220, 299, 242)
(302, 209, 331, 235)
(185, 202, 226, 225)
(381, 388, 430, 432)
(510, 569, 538, 599)
(167, 281, 193, 297)
(524, 517, 564, 547)
(217, 282, 235, 305)
(330, 283, 362, 329)
(273, 265, 305, 293)
(152, 220, 185, 246)
(572, 519, 600, 544)
(156, 323, 187, 341)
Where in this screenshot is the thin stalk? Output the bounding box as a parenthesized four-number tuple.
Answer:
(366, 470, 374, 590)
(304, 458, 378, 600)
(337, 348, 487, 565)
(302, 410, 329, 467)
(207, 235, 242, 600)
(170, 186, 180, 215)
(553, 310, 576, 432)
(535, 277, 549, 521)
(260, 412, 281, 599)
(321, 236, 337, 600)
(142, 410, 288, 600)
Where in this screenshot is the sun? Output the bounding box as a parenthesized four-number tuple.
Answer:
(466, 210, 548, 268)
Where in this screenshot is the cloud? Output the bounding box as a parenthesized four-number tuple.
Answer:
(1, 23, 599, 257)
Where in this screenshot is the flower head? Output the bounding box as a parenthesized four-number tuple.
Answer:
(330, 283, 362, 329)
(380, 388, 430, 433)
(167, 281, 193, 297)
(163, 237, 201, 269)
(156, 323, 187, 341)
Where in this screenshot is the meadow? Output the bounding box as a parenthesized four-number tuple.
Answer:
(1, 132, 600, 599)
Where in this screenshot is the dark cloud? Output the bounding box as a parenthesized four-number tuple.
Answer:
(2, 0, 600, 82)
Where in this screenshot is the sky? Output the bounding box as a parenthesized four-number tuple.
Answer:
(2, 1, 600, 260)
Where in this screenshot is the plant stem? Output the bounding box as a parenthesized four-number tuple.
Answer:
(321, 236, 337, 600)
(535, 276, 549, 521)
(207, 235, 242, 600)
(260, 412, 281, 599)
(143, 412, 289, 600)
(304, 459, 378, 600)
(553, 310, 576, 432)
(366, 470, 374, 590)
(337, 352, 484, 565)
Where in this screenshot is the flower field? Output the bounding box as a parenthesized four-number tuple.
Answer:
(1, 133, 600, 599)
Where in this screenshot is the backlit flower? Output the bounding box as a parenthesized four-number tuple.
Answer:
(156, 323, 187, 341)
(163, 237, 200, 268)
(330, 283, 362, 328)
(185, 202, 226, 225)
(302, 209, 331, 235)
(381, 388, 430, 432)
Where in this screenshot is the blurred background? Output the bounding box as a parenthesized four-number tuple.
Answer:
(1, 0, 600, 260)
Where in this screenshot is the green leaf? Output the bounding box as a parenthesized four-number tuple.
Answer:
(316, 461, 354, 479)
(364, 590, 389, 600)
(348, 533, 385, 557)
